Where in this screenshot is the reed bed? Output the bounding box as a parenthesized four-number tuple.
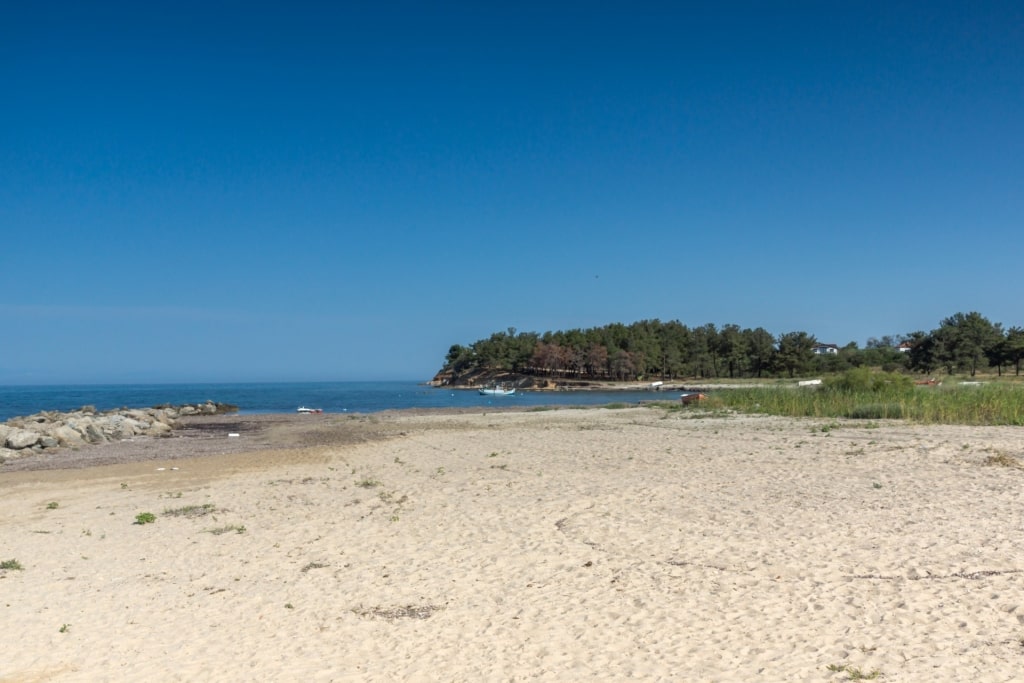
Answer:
(698, 383, 1024, 426)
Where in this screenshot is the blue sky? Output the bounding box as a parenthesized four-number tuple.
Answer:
(2, 1, 1021, 384)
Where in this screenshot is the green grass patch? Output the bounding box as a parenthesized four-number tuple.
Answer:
(1, 559, 24, 570)
(702, 377, 1024, 426)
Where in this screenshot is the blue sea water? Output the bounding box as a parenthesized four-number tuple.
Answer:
(0, 381, 675, 422)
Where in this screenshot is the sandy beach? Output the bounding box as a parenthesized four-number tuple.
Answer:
(2, 407, 1022, 682)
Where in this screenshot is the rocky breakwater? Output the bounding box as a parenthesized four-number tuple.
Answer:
(0, 401, 238, 462)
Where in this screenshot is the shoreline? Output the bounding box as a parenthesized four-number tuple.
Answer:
(439, 379, 771, 392)
(0, 407, 536, 474)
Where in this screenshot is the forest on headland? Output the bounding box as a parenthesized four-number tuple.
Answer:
(436, 312, 1024, 386)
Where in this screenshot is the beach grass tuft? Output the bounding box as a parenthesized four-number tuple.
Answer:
(983, 452, 1022, 468)
(163, 503, 216, 518)
(826, 663, 881, 680)
(355, 604, 444, 620)
(301, 561, 329, 573)
(1, 558, 24, 570)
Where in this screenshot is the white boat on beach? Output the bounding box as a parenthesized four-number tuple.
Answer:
(479, 386, 516, 396)
(297, 406, 323, 414)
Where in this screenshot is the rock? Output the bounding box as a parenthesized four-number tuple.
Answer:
(99, 415, 137, 440)
(0, 447, 20, 461)
(147, 408, 174, 424)
(52, 425, 87, 447)
(147, 422, 173, 437)
(5, 428, 41, 450)
(83, 422, 108, 444)
(0, 400, 237, 455)
(124, 410, 153, 425)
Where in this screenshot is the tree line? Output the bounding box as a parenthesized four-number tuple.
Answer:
(440, 312, 1024, 382)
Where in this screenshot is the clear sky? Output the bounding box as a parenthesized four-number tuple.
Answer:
(2, 1, 1021, 384)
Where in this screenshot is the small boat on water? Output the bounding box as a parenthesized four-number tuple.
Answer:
(479, 385, 516, 396)
(297, 406, 323, 414)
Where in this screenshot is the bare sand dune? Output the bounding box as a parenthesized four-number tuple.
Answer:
(2, 407, 1022, 681)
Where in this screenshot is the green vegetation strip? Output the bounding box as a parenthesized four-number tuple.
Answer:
(659, 369, 1024, 426)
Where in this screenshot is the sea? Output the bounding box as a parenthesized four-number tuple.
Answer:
(0, 381, 676, 423)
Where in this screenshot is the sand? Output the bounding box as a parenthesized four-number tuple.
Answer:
(1, 407, 1022, 682)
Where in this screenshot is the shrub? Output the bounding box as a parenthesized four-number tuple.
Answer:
(134, 512, 156, 525)
(827, 368, 912, 393)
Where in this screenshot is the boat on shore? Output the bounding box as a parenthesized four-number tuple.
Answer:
(297, 406, 323, 414)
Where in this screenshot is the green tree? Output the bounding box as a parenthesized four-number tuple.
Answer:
(717, 324, 748, 378)
(861, 336, 905, 369)
(471, 329, 520, 370)
(937, 312, 1002, 376)
(658, 321, 689, 379)
(906, 330, 943, 375)
(775, 331, 816, 378)
(1003, 327, 1024, 376)
(444, 344, 475, 373)
(627, 320, 663, 379)
(688, 324, 718, 378)
(440, 311, 1021, 384)
(509, 330, 539, 372)
(743, 327, 776, 378)
(836, 342, 866, 370)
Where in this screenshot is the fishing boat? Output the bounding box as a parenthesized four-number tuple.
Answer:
(478, 385, 516, 396)
(297, 406, 323, 414)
